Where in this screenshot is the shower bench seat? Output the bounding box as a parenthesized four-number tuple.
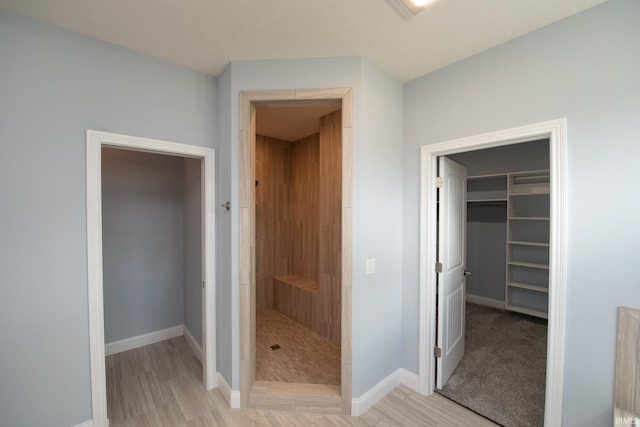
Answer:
(273, 274, 319, 295)
(273, 274, 319, 329)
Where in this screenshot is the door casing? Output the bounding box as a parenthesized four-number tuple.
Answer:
(86, 130, 216, 427)
(419, 119, 568, 426)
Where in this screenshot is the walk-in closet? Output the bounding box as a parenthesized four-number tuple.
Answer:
(437, 139, 550, 427)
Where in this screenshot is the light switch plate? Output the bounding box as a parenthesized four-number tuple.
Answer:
(365, 258, 376, 275)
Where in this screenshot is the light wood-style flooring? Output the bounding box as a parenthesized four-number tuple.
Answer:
(106, 337, 497, 426)
(256, 310, 340, 385)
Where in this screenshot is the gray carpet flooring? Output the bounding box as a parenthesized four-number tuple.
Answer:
(438, 303, 547, 427)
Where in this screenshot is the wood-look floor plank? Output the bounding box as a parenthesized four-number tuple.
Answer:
(107, 337, 497, 427)
(112, 402, 185, 427)
(116, 347, 152, 379)
(116, 370, 166, 420)
(165, 374, 214, 422)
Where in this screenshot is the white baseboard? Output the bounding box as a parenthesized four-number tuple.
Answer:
(466, 293, 505, 310)
(73, 420, 93, 427)
(183, 326, 203, 363)
(217, 372, 241, 408)
(397, 368, 420, 392)
(105, 325, 184, 356)
(351, 368, 418, 416)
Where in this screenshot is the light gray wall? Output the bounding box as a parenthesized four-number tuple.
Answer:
(0, 9, 216, 427)
(217, 57, 404, 396)
(402, 0, 640, 425)
(102, 148, 185, 342)
(448, 138, 549, 176)
(465, 205, 507, 301)
(183, 157, 203, 344)
(355, 60, 404, 396)
(103, 150, 203, 346)
(215, 65, 233, 384)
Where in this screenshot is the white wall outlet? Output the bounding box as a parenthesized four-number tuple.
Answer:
(365, 258, 376, 275)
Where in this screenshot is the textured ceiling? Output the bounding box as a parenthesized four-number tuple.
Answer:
(1, 0, 608, 141)
(0, 0, 607, 82)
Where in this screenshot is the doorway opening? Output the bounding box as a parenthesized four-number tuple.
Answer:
(101, 147, 204, 423)
(419, 119, 568, 427)
(436, 140, 550, 426)
(239, 89, 353, 414)
(254, 100, 342, 387)
(86, 131, 216, 426)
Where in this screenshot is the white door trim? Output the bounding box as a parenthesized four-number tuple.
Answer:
(86, 130, 216, 427)
(418, 119, 568, 426)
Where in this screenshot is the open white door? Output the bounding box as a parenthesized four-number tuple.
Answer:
(436, 157, 467, 389)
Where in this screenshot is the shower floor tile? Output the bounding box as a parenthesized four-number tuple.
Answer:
(256, 310, 341, 385)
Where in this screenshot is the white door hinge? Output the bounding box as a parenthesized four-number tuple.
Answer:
(436, 177, 444, 188)
(435, 262, 443, 273)
(434, 346, 442, 358)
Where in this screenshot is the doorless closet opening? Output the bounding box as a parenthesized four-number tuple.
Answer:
(85, 131, 216, 425)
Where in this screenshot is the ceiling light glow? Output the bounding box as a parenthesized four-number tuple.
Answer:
(389, 0, 437, 18)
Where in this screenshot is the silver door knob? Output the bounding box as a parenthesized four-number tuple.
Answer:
(463, 269, 471, 276)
